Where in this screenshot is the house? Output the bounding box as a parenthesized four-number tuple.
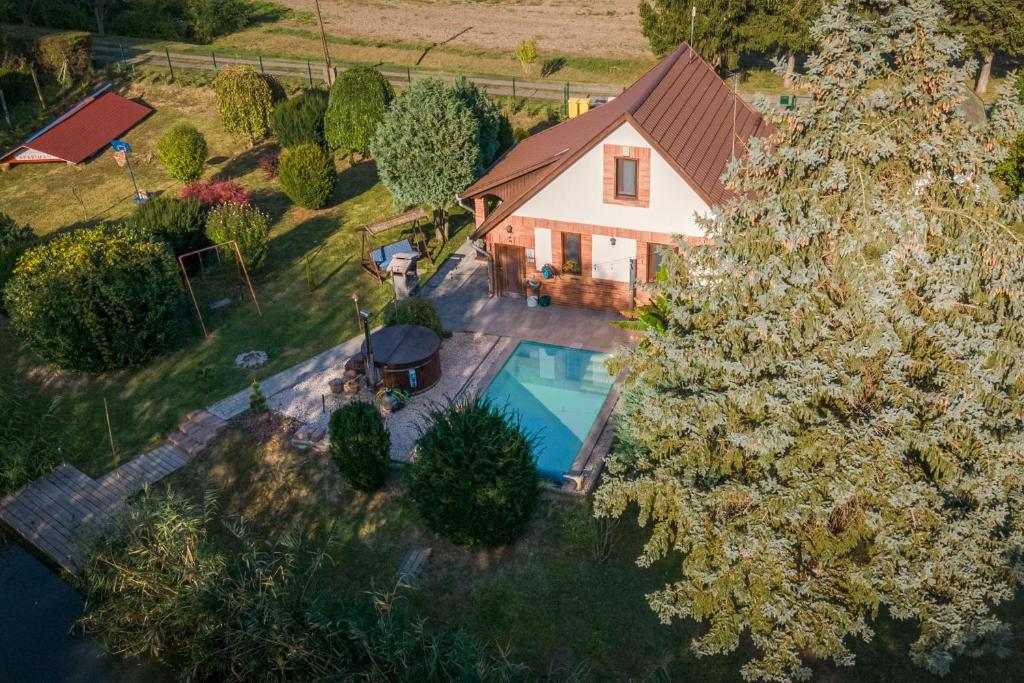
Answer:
(460, 43, 771, 312)
(0, 85, 152, 166)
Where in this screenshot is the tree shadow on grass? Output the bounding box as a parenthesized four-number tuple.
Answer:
(249, 188, 291, 225)
(540, 57, 566, 78)
(268, 212, 346, 267)
(332, 159, 380, 206)
(214, 142, 277, 181)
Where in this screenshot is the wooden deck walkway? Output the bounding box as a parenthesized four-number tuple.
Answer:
(0, 411, 226, 574)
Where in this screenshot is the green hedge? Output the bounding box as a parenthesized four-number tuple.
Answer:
(278, 142, 335, 209)
(411, 399, 540, 546)
(3, 227, 186, 372)
(329, 401, 390, 491)
(156, 124, 208, 183)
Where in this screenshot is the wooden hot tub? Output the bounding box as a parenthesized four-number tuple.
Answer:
(361, 324, 442, 394)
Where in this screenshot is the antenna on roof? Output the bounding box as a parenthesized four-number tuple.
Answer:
(728, 72, 740, 161)
(689, 6, 696, 63)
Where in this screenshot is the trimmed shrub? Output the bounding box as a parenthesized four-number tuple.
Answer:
(124, 197, 208, 256)
(156, 124, 208, 183)
(205, 203, 269, 270)
(3, 227, 186, 372)
(325, 66, 394, 157)
(213, 66, 274, 146)
(271, 89, 328, 148)
(383, 297, 450, 339)
(410, 399, 540, 546)
(0, 213, 37, 313)
(179, 179, 252, 207)
(277, 142, 335, 209)
(329, 401, 390, 491)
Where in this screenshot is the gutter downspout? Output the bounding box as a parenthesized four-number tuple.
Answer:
(456, 195, 495, 298)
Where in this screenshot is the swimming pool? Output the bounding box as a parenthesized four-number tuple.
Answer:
(483, 341, 615, 481)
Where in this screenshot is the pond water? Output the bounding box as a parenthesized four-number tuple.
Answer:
(0, 532, 173, 683)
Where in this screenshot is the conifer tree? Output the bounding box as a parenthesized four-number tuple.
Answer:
(248, 379, 267, 415)
(595, 1, 1024, 680)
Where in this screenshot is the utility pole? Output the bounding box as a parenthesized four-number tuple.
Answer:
(313, 0, 334, 85)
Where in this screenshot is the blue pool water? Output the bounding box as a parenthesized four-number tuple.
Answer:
(483, 341, 615, 480)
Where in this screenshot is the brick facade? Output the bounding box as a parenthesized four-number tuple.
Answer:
(485, 216, 686, 312)
(602, 145, 651, 208)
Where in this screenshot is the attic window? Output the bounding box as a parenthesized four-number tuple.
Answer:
(615, 158, 638, 198)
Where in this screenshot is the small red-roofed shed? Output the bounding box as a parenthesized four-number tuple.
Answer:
(0, 85, 153, 165)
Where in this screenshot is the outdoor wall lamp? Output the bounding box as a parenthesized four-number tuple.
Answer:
(505, 225, 513, 234)
(610, 237, 617, 246)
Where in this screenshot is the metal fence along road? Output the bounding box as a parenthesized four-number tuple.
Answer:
(92, 42, 627, 103)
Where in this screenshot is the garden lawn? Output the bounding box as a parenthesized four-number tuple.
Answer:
(0, 81, 469, 479)
(160, 417, 1024, 682)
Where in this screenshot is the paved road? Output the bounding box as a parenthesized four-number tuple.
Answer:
(0, 534, 172, 683)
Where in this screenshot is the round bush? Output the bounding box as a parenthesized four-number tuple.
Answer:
(204, 203, 269, 270)
(0, 213, 37, 314)
(383, 297, 450, 339)
(3, 227, 185, 372)
(329, 401, 390, 491)
(410, 399, 540, 546)
(156, 124, 208, 183)
(125, 197, 208, 256)
(325, 67, 395, 156)
(278, 142, 335, 209)
(271, 89, 328, 148)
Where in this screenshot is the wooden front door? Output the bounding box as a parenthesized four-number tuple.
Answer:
(494, 244, 526, 296)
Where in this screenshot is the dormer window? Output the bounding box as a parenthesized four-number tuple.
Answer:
(615, 158, 638, 198)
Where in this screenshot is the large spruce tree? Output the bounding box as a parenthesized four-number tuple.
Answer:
(595, 0, 1024, 680)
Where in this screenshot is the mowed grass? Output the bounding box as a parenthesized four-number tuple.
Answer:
(160, 417, 1024, 682)
(0, 82, 468, 478)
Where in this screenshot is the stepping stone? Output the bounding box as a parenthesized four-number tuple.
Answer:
(396, 545, 431, 583)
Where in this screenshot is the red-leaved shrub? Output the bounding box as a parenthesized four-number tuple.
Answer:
(179, 179, 252, 207)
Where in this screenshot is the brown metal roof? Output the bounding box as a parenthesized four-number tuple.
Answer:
(464, 43, 771, 237)
(1, 88, 152, 165)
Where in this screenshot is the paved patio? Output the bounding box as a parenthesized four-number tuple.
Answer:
(424, 243, 632, 353)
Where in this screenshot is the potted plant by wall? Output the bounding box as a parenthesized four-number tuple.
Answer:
(562, 259, 581, 276)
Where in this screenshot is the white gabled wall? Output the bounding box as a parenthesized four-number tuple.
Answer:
(513, 121, 711, 237)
